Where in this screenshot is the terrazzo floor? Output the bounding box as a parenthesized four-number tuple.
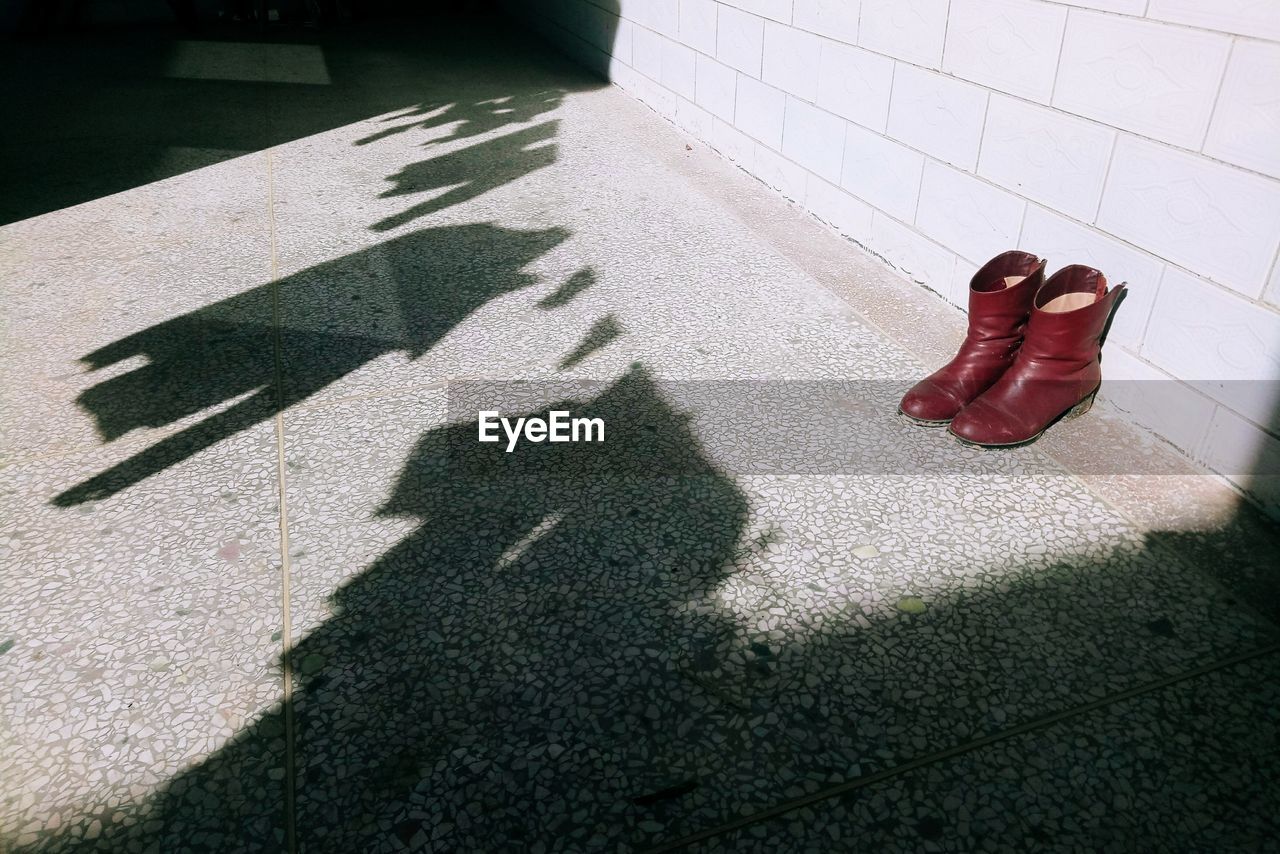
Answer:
(2, 15, 1278, 853)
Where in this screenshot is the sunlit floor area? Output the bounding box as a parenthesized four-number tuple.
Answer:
(2, 12, 1279, 853)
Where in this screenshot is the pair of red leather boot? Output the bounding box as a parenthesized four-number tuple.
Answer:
(898, 250, 1126, 447)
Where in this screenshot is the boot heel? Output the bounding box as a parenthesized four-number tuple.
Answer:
(1065, 387, 1098, 421)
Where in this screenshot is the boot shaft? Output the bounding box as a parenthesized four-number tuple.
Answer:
(964, 250, 1045, 348)
(1020, 265, 1126, 371)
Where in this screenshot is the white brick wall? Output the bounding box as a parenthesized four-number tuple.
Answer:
(943, 0, 1066, 102)
(886, 65, 988, 171)
(1053, 12, 1231, 150)
(715, 5, 764, 76)
(782, 96, 845, 182)
(841, 122, 924, 222)
(859, 0, 949, 68)
(508, 0, 1280, 516)
(815, 41, 893, 130)
(916, 161, 1026, 263)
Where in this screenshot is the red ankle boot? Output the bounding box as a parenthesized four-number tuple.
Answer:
(949, 264, 1126, 447)
(899, 250, 1045, 425)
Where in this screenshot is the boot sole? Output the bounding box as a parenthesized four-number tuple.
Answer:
(896, 406, 953, 427)
(948, 386, 1099, 449)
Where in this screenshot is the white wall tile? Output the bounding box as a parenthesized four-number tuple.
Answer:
(1098, 346, 1216, 455)
(1018, 206, 1162, 351)
(696, 54, 738, 120)
(632, 24, 664, 80)
(633, 0, 680, 37)
(794, 0, 860, 45)
(1143, 266, 1280, 427)
(657, 0, 682, 38)
(859, 0, 950, 68)
(1097, 136, 1280, 298)
(630, 70, 679, 116)
(716, 6, 766, 76)
(816, 41, 894, 131)
(676, 97, 715, 138)
(710, 116, 757, 165)
(1198, 406, 1280, 518)
(1204, 41, 1280, 181)
(840, 123, 925, 222)
(978, 95, 1114, 222)
(1044, 0, 1144, 12)
(608, 56, 641, 92)
(1147, 0, 1280, 42)
(943, 0, 1066, 103)
(948, 258, 980, 306)
(1053, 12, 1231, 150)
(782, 98, 847, 182)
(915, 161, 1026, 264)
(719, 0, 794, 25)
(678, 0, 718, 56)
(886, 65, 988, 171)
(754, 143, 809, 200)
(762, 22, 823, 101)
(869, 212, 957, 291)
(806, 175, 875, 241)
(735, 75, 787, 148)
(662, 39, 698, 99)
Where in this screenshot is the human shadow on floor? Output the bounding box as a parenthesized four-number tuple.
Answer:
(36, 365, 1280, 853)
(43, 365, 755, 852)
(54, 222, 576, 506)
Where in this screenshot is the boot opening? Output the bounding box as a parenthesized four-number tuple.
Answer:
(972, 251, 1042, 293)
(1036, 265, 1109, 312)
(1041, 291, 1096, 312)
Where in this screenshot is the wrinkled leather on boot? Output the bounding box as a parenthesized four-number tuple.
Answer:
(950, 264, 1126, 447)
(898, 250, 1044, 425)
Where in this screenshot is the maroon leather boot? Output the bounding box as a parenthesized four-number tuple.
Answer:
(949, 265, 1126, 447)
(898, 250, 1044, 425)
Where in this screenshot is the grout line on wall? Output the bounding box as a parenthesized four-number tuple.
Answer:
(1091, 130, 1120, 225)
(1133, 263, 1167, 352)
(1198, 36, 1235, 153)
(971, 90, 992, 172)
(1048, 6, 1071, 104)
(938, 0, 954, 72)
(1014, 196, 1030, 248)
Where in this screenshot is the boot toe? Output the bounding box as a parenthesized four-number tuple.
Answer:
(950, 402, 1028, 447)
(899, 382, 962, 424)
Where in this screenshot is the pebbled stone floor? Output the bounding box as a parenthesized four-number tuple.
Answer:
(2, 15, 1277, 854)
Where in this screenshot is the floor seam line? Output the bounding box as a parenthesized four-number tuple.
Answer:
(644, 641, 1280, 853)
(266, 148, 299, 854)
